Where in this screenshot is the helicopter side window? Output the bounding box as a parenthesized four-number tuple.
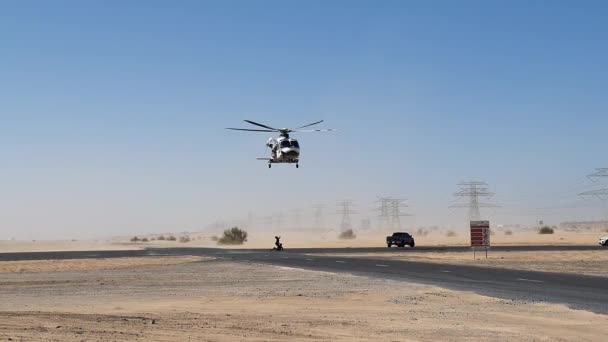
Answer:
(291, 141, 300, 148)
(280, 141, 291, 148)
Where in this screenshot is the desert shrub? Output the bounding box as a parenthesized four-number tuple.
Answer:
(446, 230, 457, 237)
(141, 238, 149, 242)
(338, 229, 357, 240)
(150, 238, 156, 241)
(218, 227, 248, 245)
(211, 236, 219, 242)
(179, 235, 191, 243)
(130, 236, 140, 242)
(416, 228, 429, 237)
(167, 235, 177, 241)
(157, 235, 166, 241)
(539, 226, 554, 234)
(504, 230, 513, 235)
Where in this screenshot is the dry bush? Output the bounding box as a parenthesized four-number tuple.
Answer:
(167, 235, 177, 241)
(211, 236, 219, 242)
(157, 235, 166, 241)
(338, 229, 357, 240)
(446, 230, 457, 237)
(130, 236, 139, 242)
(218, 227, 248, 245)
(539, 226, 554, 234)
(504, 230, 513, 235)
(141, 238, 149, 242)
(416, 228, 429, 237)
(179, 235, 191, 243)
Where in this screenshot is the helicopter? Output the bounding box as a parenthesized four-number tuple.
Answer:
(226, 120, 335, 168)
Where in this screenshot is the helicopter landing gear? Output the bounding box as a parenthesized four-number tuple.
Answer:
(268, 163, 272, 168)
(296, 163, 299, 168)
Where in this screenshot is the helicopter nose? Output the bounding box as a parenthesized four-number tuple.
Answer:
(282, 148, 299, 158)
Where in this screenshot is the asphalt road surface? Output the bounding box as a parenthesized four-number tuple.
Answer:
(1, 245, 607, 314)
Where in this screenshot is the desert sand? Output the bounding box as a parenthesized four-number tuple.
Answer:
(2, 229, 601, 254)
(0, 256, 204, 273)
(0, 240, 144, 253)
(0, 256, 606, 341)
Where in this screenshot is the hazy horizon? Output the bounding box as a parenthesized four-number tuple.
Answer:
(2, 1, 607, 240)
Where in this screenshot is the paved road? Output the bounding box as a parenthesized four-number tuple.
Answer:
(1, 246, 606, 314)
(0, 245, 601, 261)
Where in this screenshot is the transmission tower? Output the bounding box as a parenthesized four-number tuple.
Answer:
(587, 168, 608, 182)
(274, 212, 284, 229)
(247, 211, 254, 229)
(450, 181, 497, 221)
(376, 197, 410, 230)
(312, 204, 325, 229)
(580, 168, 608, 200)
(290, 208, 303, 229)
(360, 218, 371, 230)
(579, 189, 608, 198)
(336, 200, 355, 231)
(579, 168, 608, 226)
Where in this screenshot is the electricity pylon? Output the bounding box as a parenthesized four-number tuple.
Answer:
(312, 204, 325, 229)
(337, 200, 355, 231)
(450, 181, 497, 221)
(376, 197, 410, 230)
(579, 168, 608, 227)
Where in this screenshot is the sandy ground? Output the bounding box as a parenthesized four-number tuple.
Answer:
(315, 250, 608, 277)
(0, 240, 143, 253)
(0, 256, 204, 273)
(0, 257, 606, 341)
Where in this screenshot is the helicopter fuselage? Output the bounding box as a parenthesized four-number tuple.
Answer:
(266, 135, 300, 164)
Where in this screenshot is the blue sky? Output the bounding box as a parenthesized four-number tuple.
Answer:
(1, 1, 607, 239)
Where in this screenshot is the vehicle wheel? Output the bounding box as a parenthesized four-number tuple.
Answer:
(398, 244, 405, 248)
(296, 164, 299, 168)
(387, 244, 392, 248)
(268, 164, 271, 168)
(410, 242, 415, 248)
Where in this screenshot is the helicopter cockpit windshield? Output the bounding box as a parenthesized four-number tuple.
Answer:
(280, 140, 300, 148)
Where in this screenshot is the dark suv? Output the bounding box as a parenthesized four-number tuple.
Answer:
(386, 232, 415, 248)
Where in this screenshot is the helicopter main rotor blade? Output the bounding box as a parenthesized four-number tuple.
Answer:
(226, 128, 276, 132)
(292, 129, 336, 132)
(296, 120, 324, 129)
(243, 120, 278, 131)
